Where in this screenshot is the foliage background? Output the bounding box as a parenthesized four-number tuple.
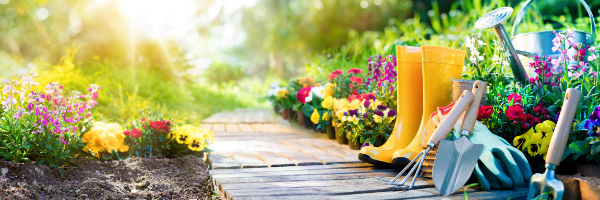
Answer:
(2, 0, 600, 124)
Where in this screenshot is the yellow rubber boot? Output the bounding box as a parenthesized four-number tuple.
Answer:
(358, 46, 423, 165)
(391, 45, 466, 168)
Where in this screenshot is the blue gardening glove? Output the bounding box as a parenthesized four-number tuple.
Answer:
(451, 121, 532, 191)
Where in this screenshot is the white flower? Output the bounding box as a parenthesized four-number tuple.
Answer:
(588, 53, 598, 62)
(305, 86, 325, 103)
(478, 40, 486, 46)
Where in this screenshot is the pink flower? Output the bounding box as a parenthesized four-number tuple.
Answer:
(507, 93, 522, 104)
(331, 70, 343, 75)
(350, 76, 363, 85)
(347, 68, 362, 74)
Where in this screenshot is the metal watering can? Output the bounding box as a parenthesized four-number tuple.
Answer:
(476, 0, 596, 83)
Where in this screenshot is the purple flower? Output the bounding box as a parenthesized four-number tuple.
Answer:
(590, 106, 600, 121)
(555, 111, 561, 122)
(363, 113, 368, 120)
(360, 142, 370, 149)
(59, 136, 67, 146)
(377, 105, 388, 110)
(349, 110, 358, 117)
(373, 111, 384, 116)
(388, 109, 396, 117)
(585, 119, 600, 137)
(364, 100, 371, 107)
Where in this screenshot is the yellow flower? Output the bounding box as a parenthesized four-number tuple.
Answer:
(336, 108, 347, 120)
(322, 96, 334, 110)
(526, 141, 540, 157)
(199, 128, 215, 144)
(531, 132, 543, 142)
(373, 115, 382, 123)
(324, 83, 336, 97)
(383, 108, 390, 117)
(359, 106, 367, 114)
(334, 98, 349, 112)
(322, 112, 330, 121)
(171, 125, 196, 144)
(535, 120, 555, 134)
(311, 109, 320, 124)
(524, 127, 535, 136)
(82, 122, 129, 155)
(513, 134, 530, 150)
(188, 133, 205, 151)
(538, 137, 551, 156)
(348, 99, 361, 110)
(276, 89, 289, 100)
(369, 99, 382, 110)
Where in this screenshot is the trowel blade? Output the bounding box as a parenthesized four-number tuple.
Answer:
(432, 136, 484, 196)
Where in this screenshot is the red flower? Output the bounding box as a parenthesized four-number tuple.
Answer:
(150, 120, 165, 130)
(130, 128, 142, 138)
(477, 106, 493, 120)
(507, 93, 522, 104)
(348, 68, 362, 74)
(506, 105, 524, 120)
(533, 103, 543, 114)
(331, 70, 343, 75)
(124, 128, 142, 139)
(296, 87, 312, 103)
(350, 76, 363, 85)
(349, 83, 354, 88)
(328, 74, 338, 79)
(348, 93, 375, 102)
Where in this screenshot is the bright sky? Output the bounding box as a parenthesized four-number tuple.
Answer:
(108, 0, 258, 75)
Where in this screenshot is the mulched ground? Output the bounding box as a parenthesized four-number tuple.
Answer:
(0, 155, 215, 199)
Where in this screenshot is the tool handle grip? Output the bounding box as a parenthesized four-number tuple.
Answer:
(462, 80, 486, 133)
(428, 90, 474, 146)
(547, 88, 582, 166)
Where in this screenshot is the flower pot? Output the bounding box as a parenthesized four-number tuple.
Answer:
(296, 111, 304, 125)
(274, 105, 281, 115)
(326, 126, 335, 140)
(312, 122, 319, 132)
(281, 108, 289, 120)
(452, 80, 487, 105)
(348, 139, 362, 150)
(303, 114, 312, 129)
(578, 165, 600, 179)
(286, 108, 294, 122)
(336, 129, 348, 145)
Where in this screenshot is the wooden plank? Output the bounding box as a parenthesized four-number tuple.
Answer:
(237, 124, 255, 132)
(263, 123, 293, 133)
(219, 141, 267, 168)
(299, 139, 359, 162)
(214, 171, 402, 185)
(211, 132, 305, 137)
(280, 139, 352, 164)
(321, 139, 362, 153)
(200, 123, 212, 130)
(262, 141, 322, 166)
(225, 123, 241, 132)
(246, 141, 295, 167)
(212, 123, 226, 132)
(250, 123, 270, 133)
(214, 135, 316, 141)
(212, 166, 399, 179)
(208, 152, 240, 169)
(209, 163, 373, 175)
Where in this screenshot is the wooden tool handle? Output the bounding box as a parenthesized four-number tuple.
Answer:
(428, 90, 474, 146)
(547, 88, 582, 166)
(462, 80, 486, 133)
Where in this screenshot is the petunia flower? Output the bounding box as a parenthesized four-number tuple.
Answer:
(585, 119, 600, 137)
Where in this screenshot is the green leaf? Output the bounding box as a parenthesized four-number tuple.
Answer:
(569, 141, 590, 155)
(301, 104, 315, 117)
(575, 121, 588, 132)
(64, 160, 80, 168)
(591, 142, 600, 155)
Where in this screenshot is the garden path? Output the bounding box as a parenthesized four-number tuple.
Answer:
(205, 109, 529, 200)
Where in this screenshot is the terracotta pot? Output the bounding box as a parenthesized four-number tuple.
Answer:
(286, 108, 294, 122)
(578, 165, 600, 179)
(348, 139, 362, 150)
(336, 129, 348, 145)
(281, 108, 289, 120)
(296, 111, 304, 125)
(326, 126, 335, 140)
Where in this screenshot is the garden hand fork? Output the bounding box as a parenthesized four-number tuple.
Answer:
(527, 88, 581, 200)
(377, 90, 474, 189)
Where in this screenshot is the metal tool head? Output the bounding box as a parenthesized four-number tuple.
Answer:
(432, 136, 484, 196)
(475, 7, 513, 29)
(527, 167, 564, 200)
(376, 143, 434, 190)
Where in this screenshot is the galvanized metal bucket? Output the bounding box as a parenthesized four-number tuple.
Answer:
(511, 0, 596, 77)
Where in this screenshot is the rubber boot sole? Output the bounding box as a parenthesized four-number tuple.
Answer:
(391, 156, 410, 169)
(358, 153, 393, 167)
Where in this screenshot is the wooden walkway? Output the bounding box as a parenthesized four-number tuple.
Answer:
(205, 109, 529, 200)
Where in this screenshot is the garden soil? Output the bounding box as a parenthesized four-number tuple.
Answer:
(0, 155, 216, 199)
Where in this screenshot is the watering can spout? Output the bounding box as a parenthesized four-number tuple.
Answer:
(475, 7, 529, 84)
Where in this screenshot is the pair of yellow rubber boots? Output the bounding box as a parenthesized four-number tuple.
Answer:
(358, 46, 466, 168)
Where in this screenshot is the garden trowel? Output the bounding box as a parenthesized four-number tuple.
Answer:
(527, 88, 581, 200)
(433, 80, 485, 196)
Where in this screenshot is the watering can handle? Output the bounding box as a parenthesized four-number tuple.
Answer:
(512, 0, 596, 43)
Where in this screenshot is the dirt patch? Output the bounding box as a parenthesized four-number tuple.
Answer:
(0, 155, 216, 199)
